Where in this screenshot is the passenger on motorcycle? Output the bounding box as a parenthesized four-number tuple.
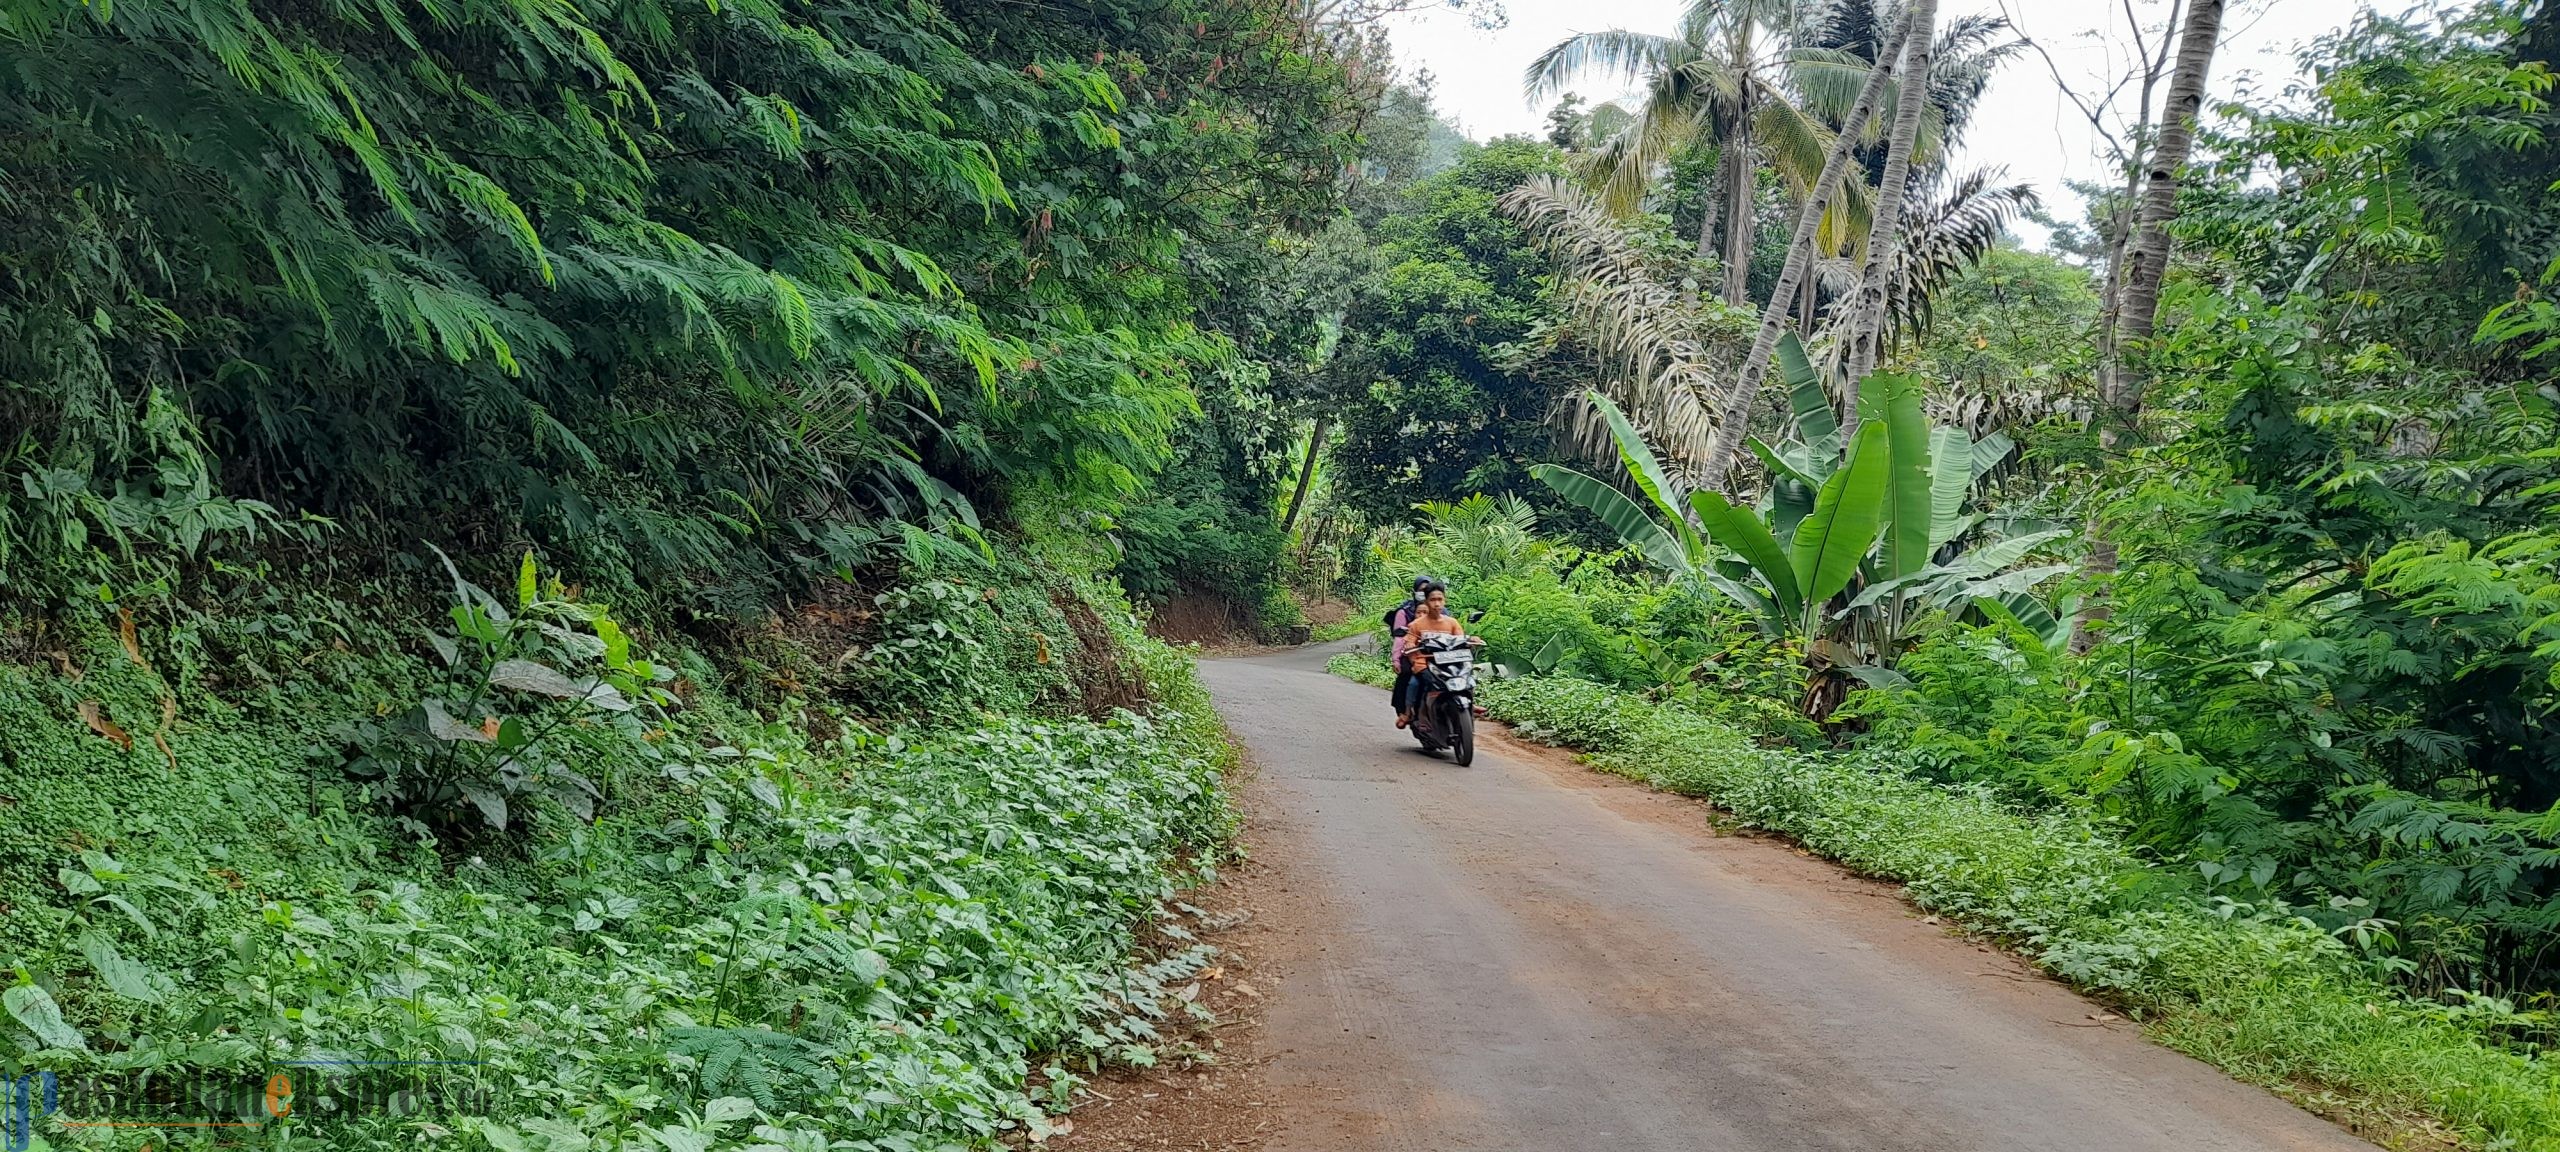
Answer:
(1395, 583, 1467, 729)
(1384, 576, 1435, 720)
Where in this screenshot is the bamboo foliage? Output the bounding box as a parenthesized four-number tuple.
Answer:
(0, 0, 1362, 597)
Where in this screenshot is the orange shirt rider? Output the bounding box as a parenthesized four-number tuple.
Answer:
(1402, 587, 1466, 675)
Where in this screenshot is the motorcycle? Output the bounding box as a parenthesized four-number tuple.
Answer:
(1405, 632, 1486, 765)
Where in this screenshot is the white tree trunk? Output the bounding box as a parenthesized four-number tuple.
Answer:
(2098, 0, 2224, 446)
(1842, 0, 1941, 384)
(1720, 118, 1755, 305)
(2075, 0, 2224, 652)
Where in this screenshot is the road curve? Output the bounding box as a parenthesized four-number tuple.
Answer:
(1201, 641, 2372, 1152)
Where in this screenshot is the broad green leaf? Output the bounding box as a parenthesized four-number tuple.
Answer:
(595, 616, 630, 668)
(1962, 563, 2074, 601)
(1529, 464, 1687, 573)
(643, 1126, 712, 1152)
(1530, 631, 1568, 674)
(1791, 420, 1890, 607)
(1579, 390, 1685, 522)
(1846, 665, 1913, 690)
(4, 983, 88, 1050)
(1747, 436, 1820, 491)
(1700, 569, 1788, 635)
(1976, 591, 2067, 652)
(96, 893, 156, 938)
(80, 934, 165, 1003)
(471, 1121, 531, 1152)
(1946, 527, 2071, 578)
(1689, 491, 1804, 614)
(516, 550, 538, 608)
(1927, 425, 1974, 549)
(423, 699, 493, 743)
(1874, 373, 1933, 580)
(1970, 431, 2015, 481)
(1776, 332, 1836, 444)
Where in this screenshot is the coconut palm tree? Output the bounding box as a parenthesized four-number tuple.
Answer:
(1525, 0, 1879, 305)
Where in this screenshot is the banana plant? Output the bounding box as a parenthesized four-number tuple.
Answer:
(1532, 383, 1894, 643)
(1535, 340, 2075, 704)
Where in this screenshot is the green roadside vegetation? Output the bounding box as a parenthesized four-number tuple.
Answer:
(6, 552, 1229, 1151)
(0, 0, 1425, 1145)
(1333, 647, 2560, 1147)
(1307, 3, 2559, 1145)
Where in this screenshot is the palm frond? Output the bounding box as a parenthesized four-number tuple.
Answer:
(1585, 72, 1715, 215)
(1889, 168, 2040, 338)
(1525, 29, 1697, 101)
(1755, 94, 1872, 258)
(1499, 175, 1743, 484)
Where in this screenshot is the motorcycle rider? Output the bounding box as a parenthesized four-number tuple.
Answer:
(1384, 575, 1435, 722)
(1396, 582, 1467, 729)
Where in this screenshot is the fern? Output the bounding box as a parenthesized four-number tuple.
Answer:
(666, 1027, 828, 1113)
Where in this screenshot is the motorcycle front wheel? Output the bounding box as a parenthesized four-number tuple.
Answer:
(1450, 703, 1475, 766)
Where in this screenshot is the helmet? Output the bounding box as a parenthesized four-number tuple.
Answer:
(1411, 575, 1438, 593)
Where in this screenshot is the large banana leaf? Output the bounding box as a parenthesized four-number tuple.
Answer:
(1970, 431, 2015, 481)
(1790, 419, 1890, 607)
(1927, 425, 1974, 549)
(1946, 526, 2071, 575)
(1690, 490, 1804, 615)
(1747, 435, 1822, 491)
(1974, 589, 2073, 653)
(1581, 390, 1684, 523)
(1872, 372, 1933, 580)
(1747, 437, 1821, 546)
(1704, 563, 1791, 636)
(1843, 528, 2073, 611)
(1777, 332, 1836, 446)
(1530, 463, 1689, 573)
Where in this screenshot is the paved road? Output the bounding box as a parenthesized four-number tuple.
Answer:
(1201, 641, 2372, 1152)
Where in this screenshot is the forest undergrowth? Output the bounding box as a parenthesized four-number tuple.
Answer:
(0, 549, 1238, 1152)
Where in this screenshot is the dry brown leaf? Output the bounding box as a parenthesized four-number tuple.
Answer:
(117, 605, 146, 667)
(153, 695, 179, 771)
(79, 700, 132, 752)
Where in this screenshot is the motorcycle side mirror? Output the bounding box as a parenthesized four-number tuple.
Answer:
(1466, 609, 1485, 623)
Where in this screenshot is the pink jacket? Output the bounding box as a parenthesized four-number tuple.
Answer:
(1387, 602, 1417, 666)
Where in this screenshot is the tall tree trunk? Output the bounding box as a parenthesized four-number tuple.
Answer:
(1697, 129, 1734, 265)
(1695, 13, 1911, 490)
(2098, 0, 2224, 447)
(1843, 0, 1941, 383)
(2076, 0, 2223, 652)
(1719, 118, 1755, 305)
(1278, 415, 1330, 537)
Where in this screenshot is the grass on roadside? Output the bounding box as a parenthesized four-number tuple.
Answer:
(1323, 653, 2560, 1152)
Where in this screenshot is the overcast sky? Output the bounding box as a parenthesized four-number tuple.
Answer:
(1384, 0, 2364, 243)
